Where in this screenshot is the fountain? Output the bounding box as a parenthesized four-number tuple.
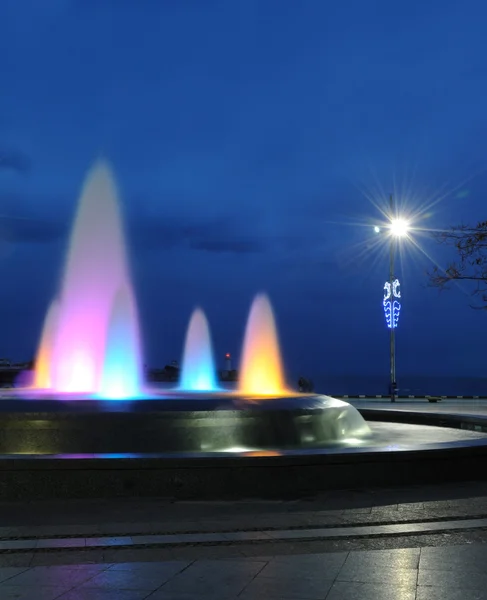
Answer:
(239, 293, 287, 396)
(180, 308, 218, 392)
(33, 161, 143, 398)
(0, 157, 391, 498)
(0, 159, 481, 500)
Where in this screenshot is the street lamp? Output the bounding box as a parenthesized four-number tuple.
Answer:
(376, 196, 410, 402)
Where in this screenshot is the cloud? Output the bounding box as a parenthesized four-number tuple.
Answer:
(190, 238, 266, 254)
(0, 191, 322, 258)
(0, 217, 65, 245)
(0, 149, 31, 174)
(132, 217, 268, 255)
(0, 204, 267, 254)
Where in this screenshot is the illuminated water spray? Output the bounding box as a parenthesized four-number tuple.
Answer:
(33, 299, 59, 389)
(239, 293, 288, 396)
(180, 308, 218, 391)
(99, 285, 142, 398)
(34, 161, 143, 397)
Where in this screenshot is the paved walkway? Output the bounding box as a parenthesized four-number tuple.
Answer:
(0, 483, 485, 598)
(0, 543, 485, 599)
(349, 398, 487, 417)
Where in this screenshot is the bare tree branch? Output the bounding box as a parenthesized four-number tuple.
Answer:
(428, 220, 487, 308)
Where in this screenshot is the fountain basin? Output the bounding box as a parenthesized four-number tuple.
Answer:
(0, 394, 370, 455)
(0, 398, 485, 500)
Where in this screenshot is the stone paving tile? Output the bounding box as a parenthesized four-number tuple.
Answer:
(175, 558, 266, 576)
(5, 565, 103, 591)
(4, 541, 487, 599)
(263, 552, 347, 579)
(60, 590, 149, 600)
(100, 543, 244, 563)
(343, 547, 420, 569)
(107, 560, 190, 575)
(147, 593, 238, 600)
(416, 587, 486, 600)
(326, 581, 416, 600)
(0, 585, 67, 599)
(418, 568, 487, 590)
(48, 563, 111, 571)
(337, 563, 418, 587)
(239, 572, 334, 599)
(155, 558, 265, 597)
(80, 568, 175, 592)
(420, 542, 487, 572)
(0, 567, 30, 583)
(30, 550, 107, 567)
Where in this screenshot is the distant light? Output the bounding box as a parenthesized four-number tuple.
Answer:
(225, 353, 231, 359)
(374, 226, 381, 234)
(390, 218, 409, 237)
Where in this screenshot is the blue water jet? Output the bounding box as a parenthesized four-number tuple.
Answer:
(180, 308, 219, 392)
(99, 285, 143, 399)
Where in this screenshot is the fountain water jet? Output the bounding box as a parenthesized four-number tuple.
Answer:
(180, 308, 218, 391)
(34, 300, 59, 389)
(239, 293, 288, 396)
(99, 285, 142, 399)
(33, 161, 143, 397)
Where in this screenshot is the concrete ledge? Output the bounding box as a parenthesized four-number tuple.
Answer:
(0, 517, 486, 552)
(0, 438, 487, 500)
(337, 395, 487, 400)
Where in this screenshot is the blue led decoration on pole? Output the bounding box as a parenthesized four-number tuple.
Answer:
(383, 279, 401, 329)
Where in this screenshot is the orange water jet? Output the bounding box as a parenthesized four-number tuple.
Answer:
(239, 293, 288, 396)
(33, 300, 59, 389)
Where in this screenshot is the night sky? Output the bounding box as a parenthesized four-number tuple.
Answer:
(1, 0, 486, 387)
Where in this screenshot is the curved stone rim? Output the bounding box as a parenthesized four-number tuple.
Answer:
(0, 392, 339, 413)
(0, 394, 371, 455)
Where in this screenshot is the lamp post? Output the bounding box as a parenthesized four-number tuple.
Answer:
(377, 195, 409, 402)
(388, 196, 398, 402)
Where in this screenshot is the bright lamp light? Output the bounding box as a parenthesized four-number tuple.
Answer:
(389, 218, 409, 237)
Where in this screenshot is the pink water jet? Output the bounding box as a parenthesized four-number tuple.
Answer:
(34, 161, 143, 397)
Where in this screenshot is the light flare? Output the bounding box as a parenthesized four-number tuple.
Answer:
(389, 218, 409, 237)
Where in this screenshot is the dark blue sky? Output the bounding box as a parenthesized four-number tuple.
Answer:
(1, 0, 487, 385)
